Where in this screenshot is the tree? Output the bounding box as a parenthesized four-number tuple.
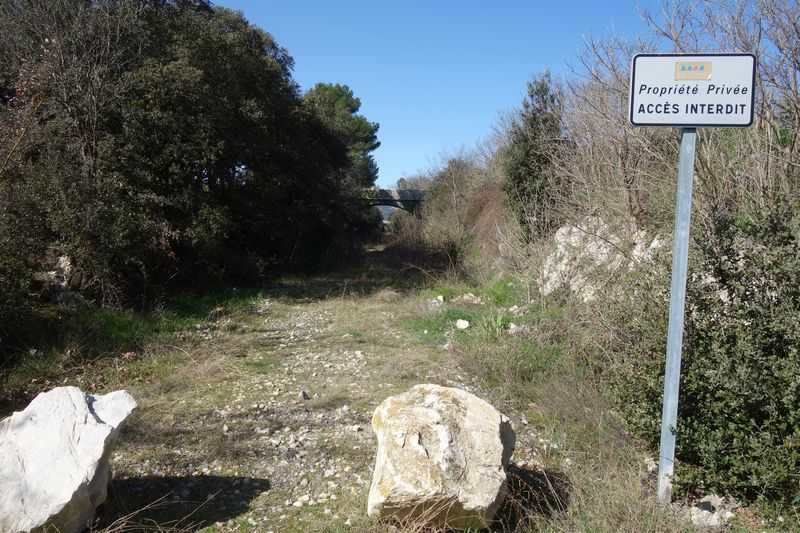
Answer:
(304, 83, 381, 188)
(0, 0, 382, 324)
(502, 71, 564, 237)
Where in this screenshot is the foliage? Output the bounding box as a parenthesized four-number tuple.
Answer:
(502, 71, 564, 237)
(607, 205, 800, 503)
(304, 83, 381, 188)
(0, 1, 381, 352)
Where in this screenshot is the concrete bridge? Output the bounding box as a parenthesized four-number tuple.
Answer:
(364, 188, 426, 213)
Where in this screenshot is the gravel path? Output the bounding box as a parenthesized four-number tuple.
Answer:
(104, 269, 538, 532)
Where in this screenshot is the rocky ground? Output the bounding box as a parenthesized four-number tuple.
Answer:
(100, 250, 542, 532)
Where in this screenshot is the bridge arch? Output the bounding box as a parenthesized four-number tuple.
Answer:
(364, 188, 425, 213)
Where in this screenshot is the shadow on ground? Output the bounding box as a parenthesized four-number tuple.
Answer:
(98, 475, 270, 531)
(493, 464, 571, 531)
(264, 243, 457, 302)
(0, 242, 452, 415)
(369, 465, 572, 533)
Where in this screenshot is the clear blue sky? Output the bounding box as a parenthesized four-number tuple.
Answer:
(215, 1, 659, 187)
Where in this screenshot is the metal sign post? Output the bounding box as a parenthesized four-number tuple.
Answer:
(628, 53, 755, 504)
(657, 127, 696, 503)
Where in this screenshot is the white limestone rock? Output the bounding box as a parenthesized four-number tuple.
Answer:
(367, 384, 515, 529)
(540, 217, 663, 302)
(0, 386, 137, 533)
(685, 494, 737, 529)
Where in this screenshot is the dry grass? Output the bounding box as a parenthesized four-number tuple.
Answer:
(1, 246, 707, 532)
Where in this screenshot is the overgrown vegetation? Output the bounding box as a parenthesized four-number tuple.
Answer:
(3, 0, 800, 529)
(608, 206, 800, 503)
(399, 0, 800, 519)
(0, 0, 381, 363)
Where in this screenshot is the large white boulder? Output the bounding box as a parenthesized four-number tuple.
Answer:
(367, 384, 515, 529)
(0, 386, 137, 533)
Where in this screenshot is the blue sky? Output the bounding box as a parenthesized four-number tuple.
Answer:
(215, 1, 659, 187)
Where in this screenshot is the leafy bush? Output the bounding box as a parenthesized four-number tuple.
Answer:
(607, 205, 800, 503)
(0, 1, 382, 317)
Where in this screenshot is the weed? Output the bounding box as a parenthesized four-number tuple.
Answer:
(483, 277, 521, 307)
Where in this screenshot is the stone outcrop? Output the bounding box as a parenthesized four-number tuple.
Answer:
(0, 386, 137, 533)
(367, 384, 515, 529)
(540, 217, 663, 302)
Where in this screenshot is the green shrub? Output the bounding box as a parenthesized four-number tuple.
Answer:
(483, 276, 520, 306)
(0, 2, 382, 317)
(607, 205, 800, 503)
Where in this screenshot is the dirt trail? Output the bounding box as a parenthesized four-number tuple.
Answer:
(104, 248, 531, 532)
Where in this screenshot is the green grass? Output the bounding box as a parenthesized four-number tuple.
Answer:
(483, 276, 521, 306)
(0, 288, 269, 409)
(402, 278, 697, 532)
(242, 355, 281, 376)
(418, 282, 472, 301)
(405, 307, 485, 344)
(164, 288, 264, 327)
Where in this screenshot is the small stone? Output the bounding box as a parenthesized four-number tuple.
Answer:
(455, 319, 470, 330)
(507, 323, 526, 335)
(688, 507, 720, 527)
(699, 494, 724, 511)
(428, 295, 444, 308)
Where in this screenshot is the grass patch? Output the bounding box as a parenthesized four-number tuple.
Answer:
(482, 276, 521, 306)
(405, 307, 485, 344)
(0, 288, 269, 413)
(163, 288, 263, 328)
(418, 280, 475, 301)
(242, 355, 281, 376)
(403, 276, 695, 532)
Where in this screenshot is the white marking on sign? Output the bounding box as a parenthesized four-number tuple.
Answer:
(630, 54, 755, 127)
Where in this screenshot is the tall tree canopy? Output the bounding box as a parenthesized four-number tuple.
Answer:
(304, 83, 381, 188)
(0, 0, 381, 330)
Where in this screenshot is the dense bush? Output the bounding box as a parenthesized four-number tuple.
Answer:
(606, 205, 800, 503)
(0, 1, 381, 338)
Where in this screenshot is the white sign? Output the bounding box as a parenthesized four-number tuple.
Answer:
(630, 54, 755, 127)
